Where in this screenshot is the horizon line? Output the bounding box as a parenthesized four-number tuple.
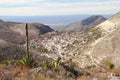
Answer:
(0, 14, 113, 17)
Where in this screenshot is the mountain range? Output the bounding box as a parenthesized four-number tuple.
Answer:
(0, 12, 120, 80)
(55, 15, 106, 31)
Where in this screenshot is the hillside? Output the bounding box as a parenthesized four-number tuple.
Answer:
(90, 12, 120, 66)
(27, 11, 120, 79)
(0, 12, 120, 79)
(0, 21, 53, 44)
(31, 12, 120, 67)
(55, 15, 106, 31)
(0, 20, 54, 64)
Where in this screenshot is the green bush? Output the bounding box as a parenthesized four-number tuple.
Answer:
(2, 60, 10, 66)
(63, 59, 79, 77)
(106, 62, 115, 70)
(20, 56, 36, 68)
(38, 61, 53, 70)
(38, 57, 62, 72)
(53, 57, 62, 72)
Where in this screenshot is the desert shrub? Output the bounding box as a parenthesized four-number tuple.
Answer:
(30, 45, 36, 49)
(2, 60, 10, 66)
(73, 40, 79, 44)
(20, 55, 36, 68)
(1, 59, 20, 67)
(106, 62, 115, 70)
(38, 60, 53, 70)
(37, 46, 51, 53)
(38, 57, 62, 72)
(62, 59, 79, 77)
(10, 60, 20, 66)
(61, 53, 65, 56)
(53, 57, 61, 72)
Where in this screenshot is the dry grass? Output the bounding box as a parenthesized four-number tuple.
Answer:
(0, 64, 54, 80)
(0, 64, 29, 79)
(77, 76, 90, 80)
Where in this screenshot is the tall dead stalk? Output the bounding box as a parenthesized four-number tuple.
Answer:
(25, 23, 30, 57)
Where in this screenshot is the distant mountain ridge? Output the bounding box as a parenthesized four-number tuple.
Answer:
(55, 15, 106, 31)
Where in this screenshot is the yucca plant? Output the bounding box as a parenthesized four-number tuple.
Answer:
(20, 55, 36, 68)
(38, 61, 53, 70)
(53, 57, 61, 72)
(25, 23, 30, 58)
(19, 23, 36, 68)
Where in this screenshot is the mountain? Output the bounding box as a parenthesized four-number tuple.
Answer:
(0, 20, 54, 62)
(29, 11, 120, 68)
(25, 12, 120, 80)
(0, 12, 120, 80)
(0, 21, 53, 44)
(11, 23, 54, 40)
(55, 15, 106, 31)
(89, 12, 120, 67)
(0, 13, 120, 79)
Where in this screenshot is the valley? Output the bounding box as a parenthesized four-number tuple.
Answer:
(0, 12, 120, 80)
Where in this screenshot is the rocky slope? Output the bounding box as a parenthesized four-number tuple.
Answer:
(0, 20, 53, 62)
(55, 15, 106, 31)
(0, 12, 120, 79)
(29, 12, 120, 68)
(24, 12, 120, 79)
(90, 12, 120, 67)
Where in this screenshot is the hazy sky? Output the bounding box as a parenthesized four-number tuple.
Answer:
(0, 0, 120, 16)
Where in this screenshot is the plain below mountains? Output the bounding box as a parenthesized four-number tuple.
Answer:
(55, 15, 106, 31)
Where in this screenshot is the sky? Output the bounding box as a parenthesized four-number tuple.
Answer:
(0, 0, 120, 16)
